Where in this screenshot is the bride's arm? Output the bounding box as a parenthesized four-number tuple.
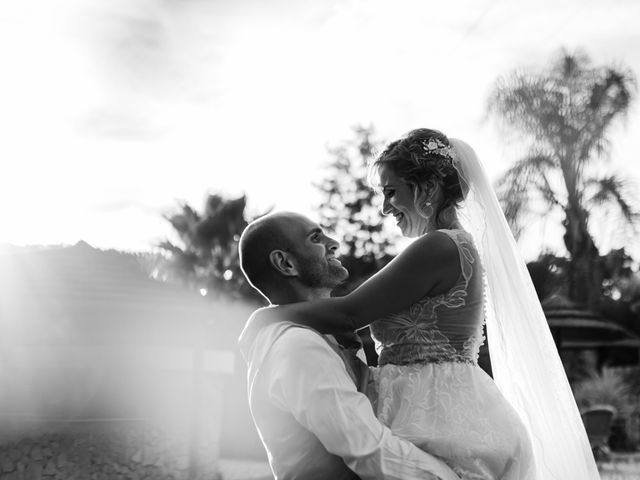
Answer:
(255, 231, 460, 333)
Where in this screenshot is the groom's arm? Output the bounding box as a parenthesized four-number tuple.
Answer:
(264, 328, 460, 480)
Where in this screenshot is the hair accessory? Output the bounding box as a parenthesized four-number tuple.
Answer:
(421, 138, 455, 161)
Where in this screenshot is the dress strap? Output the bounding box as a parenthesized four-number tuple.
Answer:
(437, 229, 476, 287)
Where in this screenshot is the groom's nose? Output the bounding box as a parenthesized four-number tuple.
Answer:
(381, 197, 392, 215)
(326, 236, 339, 252)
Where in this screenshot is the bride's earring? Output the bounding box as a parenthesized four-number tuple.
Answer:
(413, 184, 435, 219)
(420, 201, 434, 218)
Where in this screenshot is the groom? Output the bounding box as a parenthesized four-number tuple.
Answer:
(238, 211, 459, 480)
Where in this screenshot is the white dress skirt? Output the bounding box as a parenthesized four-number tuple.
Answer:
(369, 362, 534, 479)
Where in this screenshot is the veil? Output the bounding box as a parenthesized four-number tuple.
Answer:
(449, 138, 600, 479)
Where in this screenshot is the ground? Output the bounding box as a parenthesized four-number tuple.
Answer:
(218, 459, 271, 480)
(599, 452, 640, 479)
(218, 454, 640, 480)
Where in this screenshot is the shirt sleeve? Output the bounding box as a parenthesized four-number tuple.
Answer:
(264, 328, 461, 480)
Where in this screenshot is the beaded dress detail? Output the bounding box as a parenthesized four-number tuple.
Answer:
(368, 229, 536, 480)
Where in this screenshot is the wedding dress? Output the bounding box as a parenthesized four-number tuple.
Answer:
(368, 228, 535, 479)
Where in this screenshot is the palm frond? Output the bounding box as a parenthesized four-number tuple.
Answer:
(488, 75, 568, 146)
(586, 175, 640, 225)
(495, 152, 560, 237)
(156, 240, 181, 254)
(533, 173, 562, 208)
(489, 50, 637, 179)
(577, 67, 637, 164)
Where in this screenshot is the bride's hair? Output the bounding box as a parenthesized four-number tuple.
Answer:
(372, 128, 465, 228)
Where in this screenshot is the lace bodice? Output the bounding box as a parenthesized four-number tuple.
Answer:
(370, 229, 486, 366)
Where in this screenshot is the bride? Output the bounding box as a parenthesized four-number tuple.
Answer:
(251, 128, 599, 479)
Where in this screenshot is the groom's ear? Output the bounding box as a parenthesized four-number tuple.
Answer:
(269, 250, 299, 277)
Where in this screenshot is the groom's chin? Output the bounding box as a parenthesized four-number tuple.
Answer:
(339, 265, 350, 279)
(330, 265, 349, 284)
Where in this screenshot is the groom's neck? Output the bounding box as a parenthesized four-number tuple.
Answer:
(270, 284, 331, 304)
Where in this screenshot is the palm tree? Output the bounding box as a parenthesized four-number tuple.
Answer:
(488, 50, 638, 309)
(157, 194, 266, 303)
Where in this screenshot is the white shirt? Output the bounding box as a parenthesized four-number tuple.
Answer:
(238, 320, 460, 480)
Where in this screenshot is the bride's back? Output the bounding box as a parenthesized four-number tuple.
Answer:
(370, 229, 485, 366)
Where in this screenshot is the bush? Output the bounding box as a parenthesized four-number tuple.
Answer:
(574, 368, 632, 415)
(574, 368, 639, 451)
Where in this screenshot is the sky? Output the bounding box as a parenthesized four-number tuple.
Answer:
(1, 0, 639, 261)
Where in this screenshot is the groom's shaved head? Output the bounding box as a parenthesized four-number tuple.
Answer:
(239, 212, 348, 302)
(239, 212, 297, 298)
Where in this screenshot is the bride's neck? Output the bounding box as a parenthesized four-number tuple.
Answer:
(433, 206, 461, 231)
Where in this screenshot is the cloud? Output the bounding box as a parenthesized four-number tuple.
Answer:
(78, 108, 167, 140)
(1, 0, 639, 260)
(93, 199, 156, 214)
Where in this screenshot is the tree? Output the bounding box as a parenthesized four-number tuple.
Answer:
(314, 125, 399, 293)
(599, 248, 640, 336)
(488, 49, 639, 308)
(314, 125, 401, 365)
(527, 253, 569, 301)
(156, 194, 265, 304)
